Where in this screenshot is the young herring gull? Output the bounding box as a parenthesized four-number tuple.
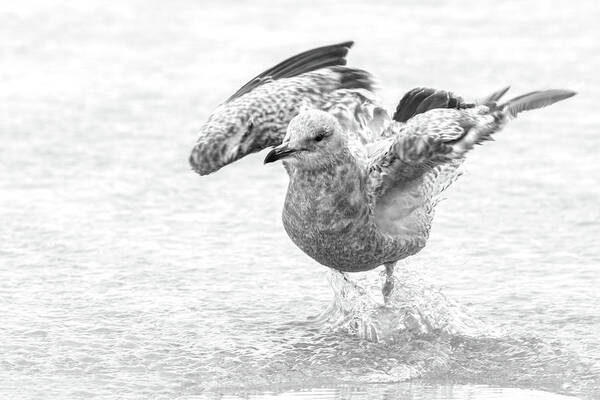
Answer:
(189, 42, 575, 300)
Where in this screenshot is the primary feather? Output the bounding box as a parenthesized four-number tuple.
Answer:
(500, 89, 575, 118)
(225, 41, 354, 102)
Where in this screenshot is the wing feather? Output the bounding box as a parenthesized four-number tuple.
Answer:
(368, 86, 576, 236)
(190, 42, 379, 176)
(367, 105, 492, 236)
(392, 87, 470, 123)
(226, 41, 354, 102)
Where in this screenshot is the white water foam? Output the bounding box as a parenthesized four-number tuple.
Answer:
(318, 262, 502, 343)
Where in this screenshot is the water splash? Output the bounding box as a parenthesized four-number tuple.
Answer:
(304, 264, 599, 397)
(316, 262, 500, 343)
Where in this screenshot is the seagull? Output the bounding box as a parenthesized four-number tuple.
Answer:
(189, 42, 575, 301)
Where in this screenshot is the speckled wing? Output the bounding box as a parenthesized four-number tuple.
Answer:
(369, 88, 478, 197)
(189, 42, 379, 175)
(366, 86, 576, 237)
(366, 88, 498, 237)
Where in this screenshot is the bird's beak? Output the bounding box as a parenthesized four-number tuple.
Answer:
(264, 143, 298, 164)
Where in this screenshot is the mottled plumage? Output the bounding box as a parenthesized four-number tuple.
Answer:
(189, 42, 575, 298)
(267, 89, 574, 280)
(189, 42, 379, 175)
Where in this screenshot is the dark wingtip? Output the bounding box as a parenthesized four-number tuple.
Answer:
(331, 66, 375, 92)
(393, 88, 466, 123)
(226, 41, 357, 102)
(334, 40, 354, 49)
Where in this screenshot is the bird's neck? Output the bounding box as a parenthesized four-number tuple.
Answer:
(289, 150, 357, 184)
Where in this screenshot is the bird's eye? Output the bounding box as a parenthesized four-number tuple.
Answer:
(314, 131, 326, 142)
(247, 120, 254, 132)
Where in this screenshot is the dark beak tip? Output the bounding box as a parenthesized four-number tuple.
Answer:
(264, 148, 278, 164)
(264, 146, 297, 164)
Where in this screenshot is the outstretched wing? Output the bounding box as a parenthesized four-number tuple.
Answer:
(367, 86, 575, 237)
(367, 86, 507, 237)
(367, 113, 485, 238)
(189, 42, 378, 175)
(370, 86, 516, 197)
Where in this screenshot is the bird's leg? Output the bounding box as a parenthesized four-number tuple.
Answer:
(339, 271, 366, 295)
(382, 262, 396, 304)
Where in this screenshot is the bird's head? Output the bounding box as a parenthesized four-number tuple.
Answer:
(264, 110, 345, 170)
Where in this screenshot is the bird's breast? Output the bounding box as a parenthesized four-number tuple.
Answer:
(281, 165, 385, 271)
